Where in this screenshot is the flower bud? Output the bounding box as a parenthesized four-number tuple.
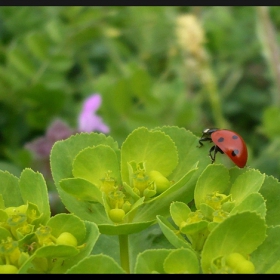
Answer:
(109, 208, 125, 223)
(226, 252, 255, 274)
(0, 264, 18, 274)
(149, 170, 170, 194)
(56, 232, 78, 247)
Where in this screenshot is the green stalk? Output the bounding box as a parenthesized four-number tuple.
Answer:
(256, 6, 280, 106)
(200, 65, 229, 129)
(119, 234, 130, 274)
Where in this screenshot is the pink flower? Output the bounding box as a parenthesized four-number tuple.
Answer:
(25, 93, 109, 180)
(78, 94, 110, 133)
(25, 93, 109, 160)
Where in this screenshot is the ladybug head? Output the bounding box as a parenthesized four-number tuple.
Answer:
(202, 128, 219, 135)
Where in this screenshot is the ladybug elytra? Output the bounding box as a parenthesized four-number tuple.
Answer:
(198, 128, 248, 168)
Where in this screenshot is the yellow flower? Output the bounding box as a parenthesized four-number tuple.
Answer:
(176, 14, 205, 56)
(104, 27, 121, 38)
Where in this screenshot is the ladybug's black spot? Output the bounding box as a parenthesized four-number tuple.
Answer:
(231, 149, 239, 157)
(232, 135, 238, 140)
(217, 137, 224, 142)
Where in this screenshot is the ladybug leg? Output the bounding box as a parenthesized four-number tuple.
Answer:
(208, 145, 216, 163)
(197, 136, 212, 148)
(209, 145, 224, 163)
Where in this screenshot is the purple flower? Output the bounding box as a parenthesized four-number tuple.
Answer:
(25, 119, 74, 160)
(24, 119, 74, 180)
(78, 94, 110, 133)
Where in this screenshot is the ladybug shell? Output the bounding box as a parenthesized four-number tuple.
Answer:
(211, 129, 248, 168)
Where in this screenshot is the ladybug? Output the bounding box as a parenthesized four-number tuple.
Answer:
(198, 128, 248, 168)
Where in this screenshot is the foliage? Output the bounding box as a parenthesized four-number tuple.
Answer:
(0, 169, 100, 273)
(0, 6, 278, 178)
(1, 127, 280, 273)
(0, 6, 280, 274)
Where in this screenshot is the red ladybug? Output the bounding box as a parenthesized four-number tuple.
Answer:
(198, 128, 248, 168)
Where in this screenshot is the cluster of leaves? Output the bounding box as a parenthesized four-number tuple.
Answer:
(1, 126, 207, 273)
(50, 126, 280, 273)
(0, 169, 100, 274)
(157, 164, 280, 273)
(1, 126, 280, 273)
(50, 126, 208, 235)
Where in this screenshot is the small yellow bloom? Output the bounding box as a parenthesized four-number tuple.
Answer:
(100, 171, 117, 195)
(176, 14, 205, 56)
(186, 210, 204, 224)
(104, 27, 121, 38)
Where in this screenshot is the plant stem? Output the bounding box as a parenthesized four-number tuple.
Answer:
(119, 234, 130, 273)
(200, 64, 229, 128)
(256, 6, 280, 106)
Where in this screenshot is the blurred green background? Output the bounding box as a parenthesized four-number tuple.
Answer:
(0, 6, 280, 197)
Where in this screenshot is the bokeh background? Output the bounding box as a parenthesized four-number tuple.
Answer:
(0, 6, 280, 214)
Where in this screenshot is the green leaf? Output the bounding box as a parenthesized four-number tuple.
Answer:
(251, 226, 280, 273)
(33, 244, 80, 258)
(60, 178, 103, 203)
(50, 133, 118, 222)
(181, 220, 209, 235)
(0, 227, 12, 240)
(163, 248, 200, 274)
(201, 212, 267, 273)
(19, 168, 50, 224)
(18, 245, 81, 273)
(121, 127, 178, 184)
(124, 197, 145, 220)
(22, 85, 66, 129)
(260, 175, 280, 226)
(170, 201, 191, 228)
(0, 209, 7, 221)
(0, 195, 5, 209)
(66, 254, 126, 274)
(25, 31, 51, 60)
(48, 51, 74, 72)
(230, 192, 266, 218)
(98, 220, 155, 235)
(156, 126, 210, 181)
(261, 106, 280, 138)
(0, 170, 23, 207)
(194, 164, 230, 209)
(122, 181, 140, 201)
(129, 67, 152, 101)
(228, 166, 247, 185)
(45, 19, 65, 43)
(200, 203, 215, 220)
(46, 213, 86, 244)
(72, 145, 121, 187)
(230, 168, 265, 203)
(7, 46, 36, 77)
(134, 249, 172, 273)
(0, 161, 21, 177)
(157, 215, 191, 249)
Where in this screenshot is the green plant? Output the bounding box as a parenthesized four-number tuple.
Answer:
(0, 169, 99, 273)
(2, 126, 280, 273)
